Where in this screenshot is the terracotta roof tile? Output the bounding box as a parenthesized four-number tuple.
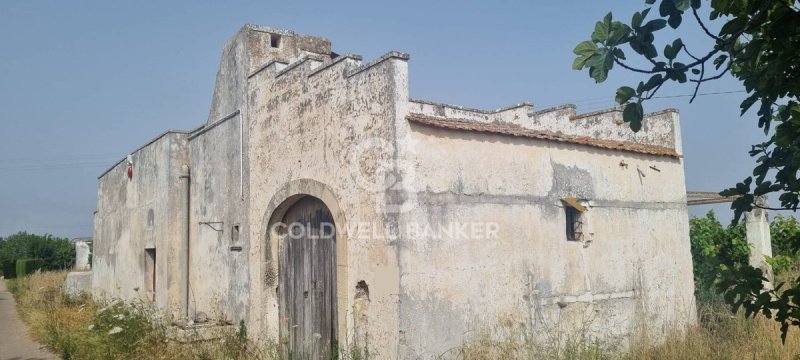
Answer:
(406, 113, 681, 158)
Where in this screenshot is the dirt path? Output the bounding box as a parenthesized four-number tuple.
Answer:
(0, 279, 58, 360)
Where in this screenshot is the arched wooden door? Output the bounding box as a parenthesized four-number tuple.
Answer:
(279, 196, 338, 359)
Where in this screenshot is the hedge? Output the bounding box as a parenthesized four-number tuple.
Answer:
(2, 261, 15, 279)
(15, 258, 45, 278)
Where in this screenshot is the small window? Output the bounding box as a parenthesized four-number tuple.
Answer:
(270, 33, 281, 48)
(562, 198, 587, 242)
(231, 224, 240, 243)
(565, 206, 582, 241)
(144, 248, 156, 302)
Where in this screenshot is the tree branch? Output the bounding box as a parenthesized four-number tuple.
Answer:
(613, 58, 659, 74)
(643, 80, 665, 100)
(693, 7, 722, 42)
(690, 65, 731, 83)
(753, 204, 798, 211)
(691, 62, 704, 102)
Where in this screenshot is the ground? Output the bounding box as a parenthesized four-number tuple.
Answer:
(0, 279, 58, 360)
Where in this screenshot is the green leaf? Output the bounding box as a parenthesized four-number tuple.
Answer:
(659, 0, 674, 17)
(623, 102, 644, 132)
(674, 0, 692, 12)
(592, 20, 609, 43)
(632, 8, 651, 28)
(642, 19, 667, 33)
(632, 11, 643, 29)
(713, 54, 728, 69)
(691, 68, 701, 75)
(607, 23, 632, 46)
(664, 44, 677, 60)
(571, 55, 590, 70)
(672, 39, 683, 53)
(592, 13, 613, 43)
(585, 47, 613, 83)
(668, 13, 682, 29)
(615, 86, 636, 104)
(643, 74, 663, 91)
(740, 93, 759, 115)
(613, 47, 626, 60)
(643, 43, 658, 58)
(675, 71, 687, 83)
(720, 17, 747, 36)
(572, 41, 597, 56)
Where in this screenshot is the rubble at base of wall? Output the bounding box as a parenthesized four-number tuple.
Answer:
(61, 271, 92, 298)
(167, 323, 237, 343)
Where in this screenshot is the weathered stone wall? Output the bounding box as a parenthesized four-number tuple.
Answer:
(93, 132, 188, 316)
(186, 112, 250, 324)
(397, 121, 694, 357)
(245, 45, 410, 356)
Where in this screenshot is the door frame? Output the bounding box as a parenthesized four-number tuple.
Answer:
(260, 179, 349, 351)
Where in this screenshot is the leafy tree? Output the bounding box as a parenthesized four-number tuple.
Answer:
(771, 215, 800, 258)
(0, 232, 75, 272)
(573, 0, 800, 340)
(768, 215, 800, 275)
(690, 211, 748, 294)
(572, 0, 800, 221)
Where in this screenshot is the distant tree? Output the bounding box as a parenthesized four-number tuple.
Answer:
(0, 232, 75, 271)
(767, 215, 800, 274)
(572, 0, 800, 340)
(690, 211, 748, 295)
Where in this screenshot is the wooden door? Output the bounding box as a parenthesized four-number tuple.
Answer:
(279, 196, 338, 359)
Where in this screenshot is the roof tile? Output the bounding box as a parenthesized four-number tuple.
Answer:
(406, 113, 681, 158)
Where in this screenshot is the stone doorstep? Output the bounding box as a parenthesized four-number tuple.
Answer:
(167, 323, 237, 343)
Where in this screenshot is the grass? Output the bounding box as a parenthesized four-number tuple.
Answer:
(453, 301, 800, 360)
(6, 271, 800, 359)
(6, 271, 279, 360)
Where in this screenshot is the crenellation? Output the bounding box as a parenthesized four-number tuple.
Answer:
(274, 54, 326, 79)
(347, 51, 409, 78)
(570, 106, 621, 120)
(247, 60, 289, 79)
(408, 98, 533, 124)
(308, 53, 364, 78)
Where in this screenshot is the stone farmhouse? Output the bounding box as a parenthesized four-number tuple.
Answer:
(92, 24, 696, 358)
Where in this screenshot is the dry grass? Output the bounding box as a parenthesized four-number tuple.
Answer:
(624, 305, 800, 360)
(454, 302, 800, 360)
(7, 271, 800, 359)
(7, 271, 280, 360)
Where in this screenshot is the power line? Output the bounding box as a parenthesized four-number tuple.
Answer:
(0, 155, 119, 166)
(651, 90, 746, 99)
(536, 89, 746, 110)
(0, 162, 111, 172)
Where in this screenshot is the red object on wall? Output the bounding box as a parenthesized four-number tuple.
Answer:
(127, 164, 133, 180)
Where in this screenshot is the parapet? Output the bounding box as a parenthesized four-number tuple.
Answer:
(407, 100, 682, 158)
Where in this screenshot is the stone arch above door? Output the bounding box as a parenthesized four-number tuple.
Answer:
(260, 179, 348, 348)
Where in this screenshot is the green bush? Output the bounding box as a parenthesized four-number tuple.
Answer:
(2, 261, 16, 279)
(689, 210, 749, 296)
(16, 258, 45, 278)
(0, 232, 75, 272)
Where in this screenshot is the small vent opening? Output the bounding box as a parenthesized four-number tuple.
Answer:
(270, 34, 281, 48)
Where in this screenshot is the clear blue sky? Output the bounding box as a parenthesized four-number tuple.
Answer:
(0, 1, 766, 238)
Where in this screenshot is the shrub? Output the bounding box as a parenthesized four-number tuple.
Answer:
(689, 211, 749, 296)
(0, 232, 75, 272)
(16, 258, 45, 278)
(2, 260, 16, 279)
